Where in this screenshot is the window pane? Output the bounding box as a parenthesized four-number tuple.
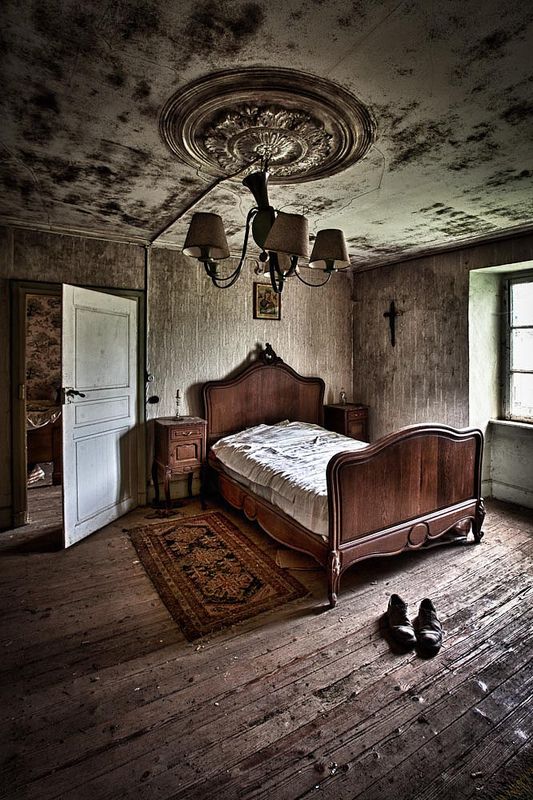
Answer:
(511, 329, 533, 370)
(511, 281, 533, 325)
(510, 372, 533, 420)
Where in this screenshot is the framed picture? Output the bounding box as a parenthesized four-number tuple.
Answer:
(253, 282, 281, 320)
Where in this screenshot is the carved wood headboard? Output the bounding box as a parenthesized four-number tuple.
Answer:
(202, 344, 325, 447)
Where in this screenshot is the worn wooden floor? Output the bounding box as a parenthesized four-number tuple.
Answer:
(1, 493, 532, 800)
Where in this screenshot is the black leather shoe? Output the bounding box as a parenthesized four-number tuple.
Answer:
(416, 598, 443, 655)
(387, 594, 417, 648)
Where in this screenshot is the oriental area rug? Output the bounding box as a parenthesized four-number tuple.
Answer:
(129, 511, 308, 640)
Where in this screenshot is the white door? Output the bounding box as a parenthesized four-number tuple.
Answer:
(62, 285, 138, 547)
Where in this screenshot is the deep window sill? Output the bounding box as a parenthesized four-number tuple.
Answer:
(490, 419, 533, 432)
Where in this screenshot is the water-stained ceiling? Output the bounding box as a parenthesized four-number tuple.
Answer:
(1, 0, 532, 269)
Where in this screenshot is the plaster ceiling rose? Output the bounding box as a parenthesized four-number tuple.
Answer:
(160, 68, 375, 184)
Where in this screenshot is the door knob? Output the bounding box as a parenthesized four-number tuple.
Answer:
(62, 387, 87, 403)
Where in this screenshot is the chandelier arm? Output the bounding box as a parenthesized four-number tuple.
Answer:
(295, 270, 333, 287)
(285, 255, 299, 277)
(205, 262, 242, 289)
(269, 257, 285, 294)
(204, 208, 257, 288)
(267, 253, 301, 293)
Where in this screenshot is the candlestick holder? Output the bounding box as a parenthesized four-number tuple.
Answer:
(175, 390, 182, 419)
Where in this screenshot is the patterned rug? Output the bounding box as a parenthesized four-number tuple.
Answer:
(129, 511, 308, 640)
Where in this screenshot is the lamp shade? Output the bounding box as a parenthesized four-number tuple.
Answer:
(183, 212, 230, 260)
(263, 212, 309, 259)
(309, 229, 350, 269)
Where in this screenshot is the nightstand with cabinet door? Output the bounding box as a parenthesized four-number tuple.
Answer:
(323, 403, 369, 442)
(152, 416, 207, 509)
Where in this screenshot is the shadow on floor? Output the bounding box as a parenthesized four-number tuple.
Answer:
(0, 528, 63, 554)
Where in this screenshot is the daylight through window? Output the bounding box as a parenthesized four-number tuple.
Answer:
(504, 276, 533, 422)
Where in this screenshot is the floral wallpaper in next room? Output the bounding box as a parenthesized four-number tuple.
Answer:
(26, 294, 61, 403)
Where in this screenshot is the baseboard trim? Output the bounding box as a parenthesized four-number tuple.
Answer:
(492, 480, 533, 509)
(481, 479, 493, 498)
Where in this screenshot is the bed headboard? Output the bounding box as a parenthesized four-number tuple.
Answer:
(202, 344, 325, 447)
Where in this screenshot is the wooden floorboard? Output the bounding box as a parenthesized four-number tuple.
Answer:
(0, 497, 531, 800)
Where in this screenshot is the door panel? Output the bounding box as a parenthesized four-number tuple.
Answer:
(74, 427, 132, 522)
(75, 307, 130, 388)
(62, 285, 138, 547)
(74, 396, 130, 426)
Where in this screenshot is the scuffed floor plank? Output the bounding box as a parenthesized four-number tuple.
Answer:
(0, 498, 531, 800)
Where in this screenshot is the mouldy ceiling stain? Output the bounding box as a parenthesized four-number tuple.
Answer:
(0, 0, 532, 268)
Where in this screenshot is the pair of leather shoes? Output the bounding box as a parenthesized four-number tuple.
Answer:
(387, 594, 443, 655)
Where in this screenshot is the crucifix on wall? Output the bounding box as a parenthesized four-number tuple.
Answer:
(383, 300, 403, 347)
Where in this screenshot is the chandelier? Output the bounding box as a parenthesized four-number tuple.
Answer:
(182, 166, 350, 293)
(159, 67, 376, 293)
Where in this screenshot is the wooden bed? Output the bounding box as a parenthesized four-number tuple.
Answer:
(202, 344, 485, 607)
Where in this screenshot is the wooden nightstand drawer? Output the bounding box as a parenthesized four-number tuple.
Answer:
(347, 408, 366, 420)
(170, 426, 204, 440)
(323, 403, 369, 442)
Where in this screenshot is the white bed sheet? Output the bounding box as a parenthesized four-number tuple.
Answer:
(211, 420, 368, 538)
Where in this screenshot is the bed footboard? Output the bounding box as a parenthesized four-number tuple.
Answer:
(325, 424, 484, 606)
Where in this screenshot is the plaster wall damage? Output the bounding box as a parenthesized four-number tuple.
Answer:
(0, 0, 532, 267)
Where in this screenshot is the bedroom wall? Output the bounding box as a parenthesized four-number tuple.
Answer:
(352, 232, 533, 441)
(0, 226, 354, 528)
(146, 248, 354, 418)
(468, 271, 500, 495)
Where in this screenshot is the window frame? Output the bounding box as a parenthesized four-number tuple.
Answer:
(501, 270, 533, 424)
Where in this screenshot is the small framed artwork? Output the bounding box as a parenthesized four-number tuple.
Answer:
(253, 282, 281, 320)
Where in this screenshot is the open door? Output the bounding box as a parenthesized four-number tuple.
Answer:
(62, 285, 138, 547)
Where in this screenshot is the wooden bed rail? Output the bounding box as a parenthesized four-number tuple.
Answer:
(325, 425, 484, 604)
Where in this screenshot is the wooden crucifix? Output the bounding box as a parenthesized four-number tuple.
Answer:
(384, 300, 403, 347)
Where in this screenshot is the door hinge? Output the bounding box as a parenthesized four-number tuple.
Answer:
(18, 384, 25, 400)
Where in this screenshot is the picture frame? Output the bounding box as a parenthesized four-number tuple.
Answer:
(253, 282, 281, 321)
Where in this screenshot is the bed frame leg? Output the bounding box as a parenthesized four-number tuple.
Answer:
(473, 497, 486, 543)
(327, 550, 341, 608)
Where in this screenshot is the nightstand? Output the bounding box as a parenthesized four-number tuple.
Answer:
(152, 416, 207, 509)
(324, 403, 369, 442)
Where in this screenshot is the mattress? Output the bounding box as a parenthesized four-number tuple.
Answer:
(211, 420, 368, 538)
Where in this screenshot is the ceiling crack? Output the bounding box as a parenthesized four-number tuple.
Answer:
(324, 0, 408, 79)
(309, 145, 387, 235)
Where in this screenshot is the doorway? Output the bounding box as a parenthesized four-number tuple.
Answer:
(10, 281, 146, 542)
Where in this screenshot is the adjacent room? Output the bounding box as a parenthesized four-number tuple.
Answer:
(1, 1, 532, 799)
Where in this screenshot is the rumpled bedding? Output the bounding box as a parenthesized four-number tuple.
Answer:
(26, 402, 62, 430)
(212, 420, 368, 538)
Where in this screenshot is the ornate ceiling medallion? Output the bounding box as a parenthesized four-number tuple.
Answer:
(160, 68, 375, 184)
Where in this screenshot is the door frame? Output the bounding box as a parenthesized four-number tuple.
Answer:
(10, 280, 146, 529)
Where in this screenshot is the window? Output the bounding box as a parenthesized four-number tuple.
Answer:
(503, 274, 533, 422)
